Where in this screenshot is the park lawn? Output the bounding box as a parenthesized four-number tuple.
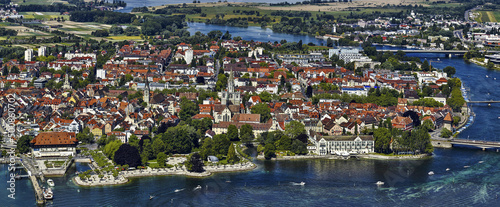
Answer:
(107, 36, 142, 40)
(0, 37, 7, 40)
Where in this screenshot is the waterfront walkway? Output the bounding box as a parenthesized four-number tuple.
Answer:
(73, 161, 256, 186)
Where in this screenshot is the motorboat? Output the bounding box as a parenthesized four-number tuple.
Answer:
(47, 179, 55, 187)
(193, 185, 202, 191)
(43, 188, 53, 200)
(428, 171, 434, 175)
(376, 181, 384, 186)
(478, 161, 484, 164)
(291, 182, 305, 186)
(446, 168, 450, 171)
(174, 188, 184, 193)
(464, 166, 470, 168)
(149, 195, 155, 200)
(486, 75, 489, 78)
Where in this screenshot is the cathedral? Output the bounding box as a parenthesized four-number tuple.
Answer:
(220, 70, 241, 105)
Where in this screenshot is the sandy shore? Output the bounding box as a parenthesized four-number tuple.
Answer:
(73, 162, 257, 187)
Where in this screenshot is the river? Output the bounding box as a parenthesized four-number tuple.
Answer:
(2, 26, 500, 206)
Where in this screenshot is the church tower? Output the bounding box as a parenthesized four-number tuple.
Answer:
(228, 69, 235, 93)
(143, 72, 150, 107)
(62, 72, 71, 90)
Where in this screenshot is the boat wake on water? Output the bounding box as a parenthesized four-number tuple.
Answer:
(290, 182, 306, 186)
(174, 188, 185, 193)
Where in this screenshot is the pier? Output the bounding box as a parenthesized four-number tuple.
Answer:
(29, 175, 45, 205)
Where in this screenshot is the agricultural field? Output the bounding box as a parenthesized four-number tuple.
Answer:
(19, 12, 70, 21)
(2, 25, 50, 36)
(107, 36, 142, 40)
(41, 20, 112, 35)
(181, 5, 405, 27)
(476, 11, 500, 23)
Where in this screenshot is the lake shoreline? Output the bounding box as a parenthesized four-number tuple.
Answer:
(72, 162, 257, 187)
(255, 153, 432, 161)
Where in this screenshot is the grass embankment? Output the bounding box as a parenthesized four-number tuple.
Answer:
(476, 11, 500, 23)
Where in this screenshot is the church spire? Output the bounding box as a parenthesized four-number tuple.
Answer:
(62, 70, 71, 90)
(144, 70, 150, 107)
(228, 68, 234, 93)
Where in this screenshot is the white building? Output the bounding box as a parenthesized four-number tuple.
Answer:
(64, 53, 97, 61)
(38, 46, 46, 57)
(341, 86, 368, 96)
(329, 47, 368, 63)
(25, 49, 33, 61)
(96, 69, 106, 79)
(184, 49, 193, 65)
(310, 134, 374, 155)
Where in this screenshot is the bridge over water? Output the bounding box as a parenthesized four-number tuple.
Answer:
(451, 139, 500, 150)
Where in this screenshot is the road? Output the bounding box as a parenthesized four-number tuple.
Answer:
(465, 5, 482, 22)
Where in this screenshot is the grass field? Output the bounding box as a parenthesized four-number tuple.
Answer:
(107, 36, 142, 40)
(19, 12, 70, 21)
(183, 5, 405, 27)
(476, 11, 499, 23)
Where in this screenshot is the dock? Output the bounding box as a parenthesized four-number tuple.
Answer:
(29, 175, 45, 205)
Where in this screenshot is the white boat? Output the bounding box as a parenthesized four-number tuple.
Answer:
(437, 58, 440, 61)
(486, 75, 489, 78)
(291, 182, 306, 186)
(193, 185, 202, 191)
(47, 179, 55, 187)
(464, 165, 470, 168)
(478, 161, 484, 163)
(43, 188, 53, 200)
(375, 181, 384, 185)
(428, 171, 434, 175)
(446, 168, 450, 171)
(149, 195, 155, 200)
(174, 188, 184, 192)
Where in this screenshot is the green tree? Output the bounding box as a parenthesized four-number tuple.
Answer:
(251, 103, 271, 123)
(216, 73, 227, 91)
(421, 119, 434, 132)
(179, 97, 198, 123)
(422, 60, 430, 71)
(227, 125, 239, 141)
(373, 128, 392, 154)
(440, 128, 452, 138)
(128, 134, 140, 150)
(157, 152, 167, 168)
(212, 134, 230, 159)
(285, 121, 305, 139)
(16, 135, 33, 154)
(141, 139, 153, 164)
(264, 143, 275, 160)
(226, 144, 239, 164)
(152, 138, 165, 158)
(291, 139, 307, 155)
(200, 137, 215, 160)
(103, 140, 123, 159)
(443, 66, 456, 77)
(186, 152, 204, 172)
